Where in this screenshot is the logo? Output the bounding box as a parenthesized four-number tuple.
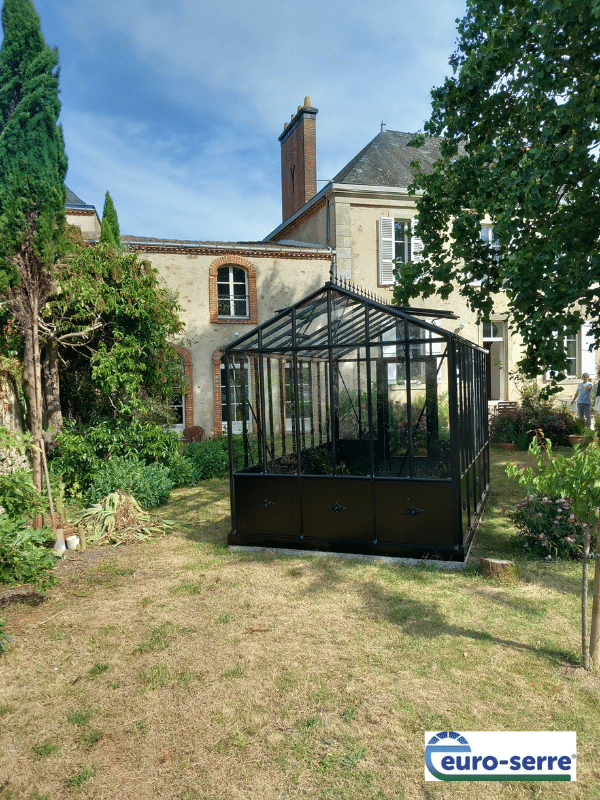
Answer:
(425, 731, 576, 781)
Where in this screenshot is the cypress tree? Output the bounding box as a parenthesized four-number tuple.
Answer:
(0, 0, 68, 513)
(99, 215, 116, 248)
(100, 190, 120, 248)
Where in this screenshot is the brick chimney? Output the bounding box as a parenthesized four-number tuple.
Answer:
(279, 96, 318, 222)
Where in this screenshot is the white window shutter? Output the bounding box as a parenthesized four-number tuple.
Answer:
(379, 217, 395, 284)
(582, 321, 596, 378)
(410, 217, 424, 263)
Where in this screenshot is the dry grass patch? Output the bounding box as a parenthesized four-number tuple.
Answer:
(0, 471, 598, 798)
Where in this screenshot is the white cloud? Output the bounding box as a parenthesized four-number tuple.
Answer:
(36, 0, 467, 240)
(62, 108, 281, 240)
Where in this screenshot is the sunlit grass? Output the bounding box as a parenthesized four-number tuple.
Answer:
(0, 454, 597, 798)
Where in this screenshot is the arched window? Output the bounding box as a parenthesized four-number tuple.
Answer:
(217, 266, 249, 318)
(209, 256, 257, 325)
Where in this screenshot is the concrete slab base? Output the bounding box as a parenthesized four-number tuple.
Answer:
(229, 545, 468, 570)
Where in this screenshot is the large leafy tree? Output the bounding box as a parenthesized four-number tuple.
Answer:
(393, 0, 600, 383)
(0, 0, 67, 503)
(39, 236, 184, 430)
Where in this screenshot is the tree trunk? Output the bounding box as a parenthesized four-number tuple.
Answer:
(31, 298, 44, 529)
(41, 336, 63, 440)
(22, 323, 43, 528)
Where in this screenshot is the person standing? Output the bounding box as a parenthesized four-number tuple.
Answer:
(572, 372, 593, 428)
(596, 377, 600, 414)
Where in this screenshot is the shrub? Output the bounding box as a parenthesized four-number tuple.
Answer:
(0, 515, 57, 591)
(181, 435, 251, 481)
(491, 404, 579, 447)
(509, 495, 585, 560)
(50, 418, 182, 496)
(167, 453, 195, 488)
(526, 407, 580, 446)
(182, 438, 230, 481)
(490, 407, 527, 444)
(0, 467, 46, 518)
(86, 457, 173, 508)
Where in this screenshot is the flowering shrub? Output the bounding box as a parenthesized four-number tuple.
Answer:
(491, 404, 579, 447)
(509, 495, 585, 560)
(490, 408, 528, 444)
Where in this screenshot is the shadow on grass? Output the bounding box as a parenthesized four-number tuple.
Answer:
(358, 580, 578, 665)
(159, 480, 230, 546)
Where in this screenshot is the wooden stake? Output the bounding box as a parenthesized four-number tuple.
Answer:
(40, 438, 61, 544)
(589, 524, 600, 670)
(582, 524, 591, 671)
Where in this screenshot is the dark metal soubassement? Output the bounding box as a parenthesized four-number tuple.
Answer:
(222, 281, 489, 562)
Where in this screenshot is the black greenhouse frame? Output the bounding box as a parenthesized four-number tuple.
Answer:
(222, 281, 489, 562)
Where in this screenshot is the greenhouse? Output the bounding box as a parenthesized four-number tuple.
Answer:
(222, 280, 489, 562)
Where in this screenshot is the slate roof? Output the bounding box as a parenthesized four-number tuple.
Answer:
(65, 186, 95, 209)
(121, 234, 332, 255)
(333, 130, 451, 187)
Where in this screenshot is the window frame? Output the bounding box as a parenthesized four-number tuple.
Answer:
(209, 256, 258, 325)
(545, 325, 595, 382)
(217, 265, 249, 319)
(170, 354, 186, 433)
(221, 358, 253, 434)
(169, 346, 193, 434)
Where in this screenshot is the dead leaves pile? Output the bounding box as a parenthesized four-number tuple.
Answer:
(73, 491, 176, 546)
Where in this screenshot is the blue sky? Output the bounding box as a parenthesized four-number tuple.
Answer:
(17, 0, 466, 241)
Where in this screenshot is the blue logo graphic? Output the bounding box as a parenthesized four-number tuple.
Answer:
(424, 731, 574, 782)
(425, 732, 471, 781)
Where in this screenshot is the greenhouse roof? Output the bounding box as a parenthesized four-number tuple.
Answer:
(223, 280, 459, 359)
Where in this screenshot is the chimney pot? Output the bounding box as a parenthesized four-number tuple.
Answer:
(304, 96, 312, 107)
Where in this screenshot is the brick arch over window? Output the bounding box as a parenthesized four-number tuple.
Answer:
(174, 345, 194, 431)
(209, 255, 258, 325)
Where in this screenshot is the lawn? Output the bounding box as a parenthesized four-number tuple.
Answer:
(0, 449, 598, 799)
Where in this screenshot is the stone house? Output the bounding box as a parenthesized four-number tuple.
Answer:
(65, 98, 596, 436)
(265, 100, 597, 406)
